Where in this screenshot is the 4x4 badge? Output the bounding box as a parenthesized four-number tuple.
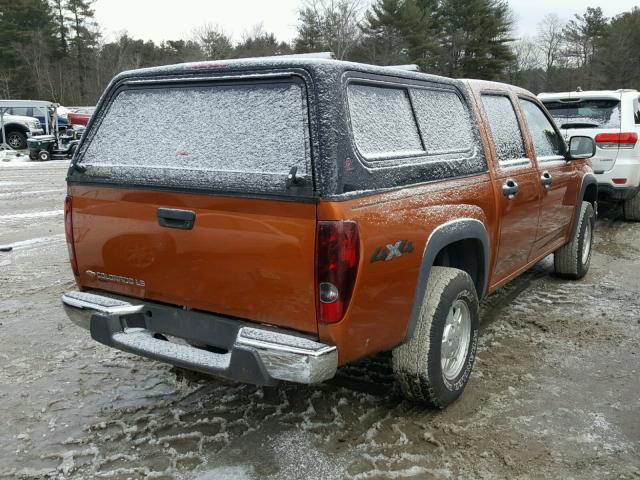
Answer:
(371, 240, 414, 263)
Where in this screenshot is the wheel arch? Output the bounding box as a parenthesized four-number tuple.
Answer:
(403, 218, 490, 343)
(3, 123, 29, 135)
(571, 173, 598, 240)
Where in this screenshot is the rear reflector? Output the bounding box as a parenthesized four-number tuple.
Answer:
(595, 132, 638, 149)
(612, 178, 627, 185)
(316, 221, 360, 324)
(64, 195, 79, 277)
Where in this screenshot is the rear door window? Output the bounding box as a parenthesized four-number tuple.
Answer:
(481, 94, 528, 167)
(78, 80, 311, 195)
(519, 99, 565, 159)
(634, 96, 640, 125)
(347, 83, 423, 160)
(543, 98, 621, 129)
(410, 88, 475, 156)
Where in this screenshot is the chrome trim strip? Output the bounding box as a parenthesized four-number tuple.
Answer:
(236, 335, 337, 358)
(61, 292, 143, 315)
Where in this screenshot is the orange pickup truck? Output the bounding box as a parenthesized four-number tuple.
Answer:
(62, 56, 597, 407)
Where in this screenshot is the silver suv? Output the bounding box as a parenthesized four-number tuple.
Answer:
(539, 89, 640, 220)
(0, 114, 44, 149)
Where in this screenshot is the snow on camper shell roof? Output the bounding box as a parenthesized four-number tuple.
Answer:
(111, 55, 464, 87)
(462, 78, 536, 98)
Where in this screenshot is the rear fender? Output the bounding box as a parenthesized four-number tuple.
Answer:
(403, 218, 490, 343)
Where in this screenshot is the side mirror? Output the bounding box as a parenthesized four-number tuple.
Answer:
(567, 136, 596, 160)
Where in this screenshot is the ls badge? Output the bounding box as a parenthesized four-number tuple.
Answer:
(371, 240, 414, 263)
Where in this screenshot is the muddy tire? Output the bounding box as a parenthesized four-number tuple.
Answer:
(392, 266, 479, 408)
(623, 191, 640, 221)
(554, 201, 595, 279)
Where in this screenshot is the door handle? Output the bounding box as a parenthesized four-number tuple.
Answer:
(157, 208, 196, 230)
(541, 171, 553, 189)
(502, 179, 519, 200)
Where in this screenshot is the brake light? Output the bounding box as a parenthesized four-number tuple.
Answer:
(64, 195, 79, 277)
(613, 178, 627, 185)
(595, 132, 638, 149)
(316, 221, 360, 324)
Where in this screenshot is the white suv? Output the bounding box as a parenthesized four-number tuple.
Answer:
(539, 89, 640, 220)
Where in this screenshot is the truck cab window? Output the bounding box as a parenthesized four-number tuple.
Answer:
(519, 98, 564, 159)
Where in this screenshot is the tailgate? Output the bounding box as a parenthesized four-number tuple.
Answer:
(68, 74, 319, 334)
(70, 186, 318, 333)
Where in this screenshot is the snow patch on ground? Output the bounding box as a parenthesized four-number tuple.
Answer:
(0, 209, 63, 223)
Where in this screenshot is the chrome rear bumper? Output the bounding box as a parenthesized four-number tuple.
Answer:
(62, 291, 337, 385)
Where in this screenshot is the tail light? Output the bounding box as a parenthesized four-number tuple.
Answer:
(316, 221, 360, 324)
(64, 195, 79, 277)
(595, 132, 638, 150)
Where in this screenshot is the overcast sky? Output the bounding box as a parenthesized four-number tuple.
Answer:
(93, 0, 637, 45)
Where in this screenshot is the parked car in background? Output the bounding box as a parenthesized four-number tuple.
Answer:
(0, 113, 44, 149)
(1, 100, 69, 134)
(62, 57, 597, 408)
(67, 107, 95, 126)
(540, 89, 640, 220)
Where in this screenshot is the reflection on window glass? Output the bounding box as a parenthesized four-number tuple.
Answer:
(634, 97, 640, 125)
(411, 88, 474, 155)
(519, 99, 564, 158)
(481, 95, 526, 165)
(347, 84, 424, 160)
(543, 99, 621, 129)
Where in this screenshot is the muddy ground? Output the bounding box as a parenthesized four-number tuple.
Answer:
(0, 160, 638, 480)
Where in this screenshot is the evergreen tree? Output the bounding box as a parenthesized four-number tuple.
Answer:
(363, 0, 439, 70)
(0, 0, 55, 70)
(563, 7, 609, 88)
(50, 0, 68, 55)
(0, 0, 55, 98)
(436, 0, 514, 79)
(598, 7, 640, 88)
(65, 0, 98, 103)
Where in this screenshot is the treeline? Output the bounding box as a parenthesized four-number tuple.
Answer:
(0, 0, 639, 105)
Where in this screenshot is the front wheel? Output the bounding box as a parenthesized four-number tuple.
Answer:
(38, 150, 51, 162)
(554, 201, 595, 279)
(392, 266, 479, 408)
(6, 131, 27, 149)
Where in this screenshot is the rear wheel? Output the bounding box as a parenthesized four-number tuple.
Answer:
(554, 201, 595, 279)
(392, 266, 479, 408)
(6, 131, 27, 149)
(623, 191, 640, 221)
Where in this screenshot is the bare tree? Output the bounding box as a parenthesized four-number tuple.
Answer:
(192, 23, 233, 59)
(0, 72, 12, 100)
(14, 31, 60, 101)
(506, 36, 543, 91)
(295, 0, 364, 59)
(537, 13, 567, 84)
